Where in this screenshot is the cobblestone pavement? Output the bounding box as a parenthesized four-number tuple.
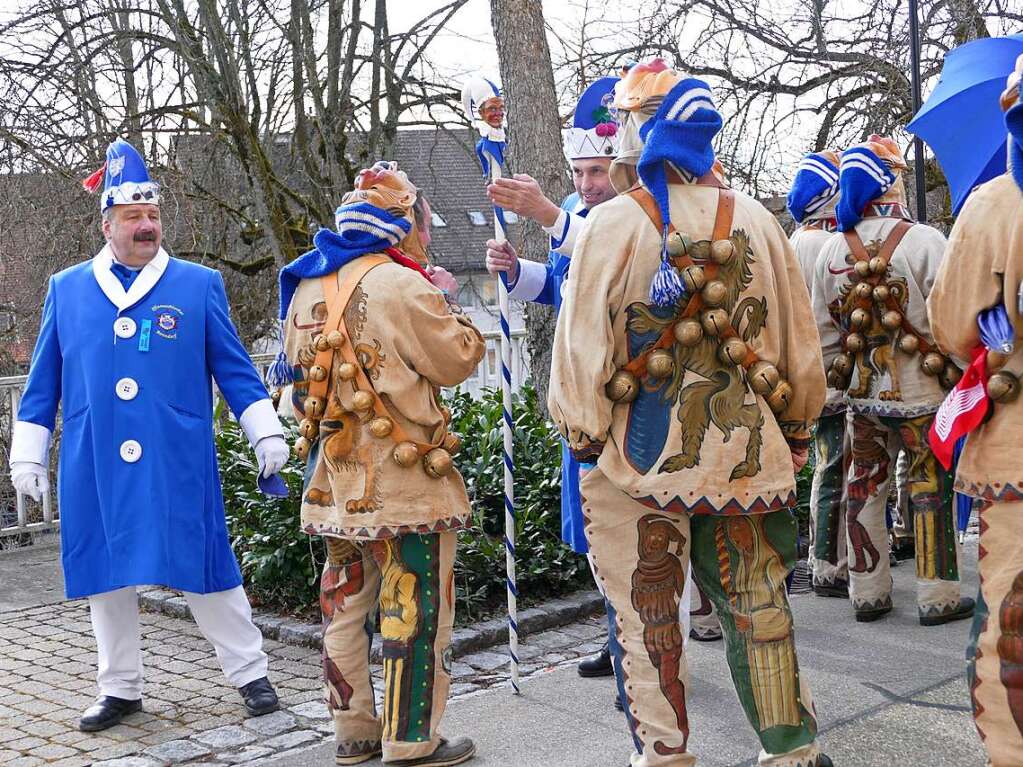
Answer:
(0, 600, 608, 766)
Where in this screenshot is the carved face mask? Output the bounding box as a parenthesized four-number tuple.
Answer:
(344, 161, 418, 217)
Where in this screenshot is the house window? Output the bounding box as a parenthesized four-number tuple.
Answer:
(0, 312, 12, 333)
(432, 212, 447, 227)
(481, 280, 498, 307)
(468, 211, 487, 226)
(457, 281, 476, 308)
(504, 211, 519, 223)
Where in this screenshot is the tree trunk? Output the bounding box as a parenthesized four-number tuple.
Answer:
(489, 0, 570, 413)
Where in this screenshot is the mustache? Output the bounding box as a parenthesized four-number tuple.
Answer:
(133, 231, 157, 242)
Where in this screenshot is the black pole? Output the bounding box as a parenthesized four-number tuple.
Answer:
(909, 0, 927, 221)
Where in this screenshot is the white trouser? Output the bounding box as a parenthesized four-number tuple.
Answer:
(88, 586, 268, 699)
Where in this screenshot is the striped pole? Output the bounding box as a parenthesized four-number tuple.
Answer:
(483, 149, 520, 694)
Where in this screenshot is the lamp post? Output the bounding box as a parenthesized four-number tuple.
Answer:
(909, 0, 927, 221)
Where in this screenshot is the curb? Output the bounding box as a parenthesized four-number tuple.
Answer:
(140, 587, 605, 662)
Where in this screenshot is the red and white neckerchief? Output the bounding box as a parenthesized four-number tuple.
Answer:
(384, 247, 432, 282)
(928, 347, 990, 470)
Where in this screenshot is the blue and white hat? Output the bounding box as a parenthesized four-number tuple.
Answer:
(82, 139, 160, 211)
(786, 151, 840, 224)
(635, 78, 722, 307)
(836, 143, 900, 231)
(563, 77, 621, 161)
(461, 74, 505, 142)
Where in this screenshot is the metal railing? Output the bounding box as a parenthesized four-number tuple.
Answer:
(0, 330, 528, 541)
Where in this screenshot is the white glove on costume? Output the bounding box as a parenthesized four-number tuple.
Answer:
(10, 462, 48, 501)
(254, 436, 289, 478)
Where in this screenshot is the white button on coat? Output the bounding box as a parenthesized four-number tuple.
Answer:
(119, 440, 142, 463)
(114, 317, 137, 339)
(115, 378, 139, 401)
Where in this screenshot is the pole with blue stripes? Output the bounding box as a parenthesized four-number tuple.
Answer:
(461, 74, 519, 693)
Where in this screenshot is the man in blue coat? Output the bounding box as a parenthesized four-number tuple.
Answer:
(8, 139, 289, 732)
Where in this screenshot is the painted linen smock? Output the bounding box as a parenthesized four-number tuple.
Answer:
(11, 246, 282, 599)
(548, 182, 826, 515)
(508, 192, 591, 551)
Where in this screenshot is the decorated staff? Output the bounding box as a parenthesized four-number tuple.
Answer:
(460, 73, 519, 694)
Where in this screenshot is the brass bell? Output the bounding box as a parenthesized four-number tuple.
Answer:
(673, 319, 704, 347)
(854, 260, 872, 279)
(294, 436, 311, 461)
(881, 310, 902, 332)
(701, 309, 730, 336)
(443, 432, 463, 455)
(270, 389, 282, 408)
(827, 368, 850, 390)
(702, 280, 728, 308)
(988, 371, 1021, 403)
(747, 360, 780, 396)
(299, 418, 319, 440)
(646, 349, 675, 379)
(899, 334, 919, 355)
(987, 349, 1008, 371)
(338, 362, 358, 381)
(766, 381, 794, 414)
(440, 406, 453, 423)
(314, 334, 331, 352)
(869, 255, 889, 275)
(393, 441, 420, 467)
(940, 363, 963, 390)
(853, 282, 872, 300)
(368, 416, 393, 438)
(666, 231, 691, 257)
(308, 364, 328, 382)
(873, 285, 890, 304)
(845, 333, 865, 354)
(352, 390, 375, 412)
(849, 308, 870, 330)
(921, 352, 946, 376)
(718, 337, 747, 366)
(680, 265, 706, 294)
(710, 238, 736, 264)
(606, 370, 640, 403)
(832, 353, 854, 377)
(327, 330, 346, 349)
(305, 396, 325, 418)
(423, 448, 454, 479)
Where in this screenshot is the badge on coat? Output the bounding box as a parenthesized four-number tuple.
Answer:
(151, 304, 184, 339)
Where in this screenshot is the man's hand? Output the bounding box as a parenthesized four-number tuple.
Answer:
(485, 240, 520, 283)
(255, 436, 289, 478)
(426, 265, 458, 295)
(487, 174, 562, 228)
(10, 462, 48, 502)
(790, 447, 809, 473)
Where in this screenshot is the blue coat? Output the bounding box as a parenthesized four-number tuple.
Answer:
(508, 194, 590, 553)
(15, 247, 278, 598)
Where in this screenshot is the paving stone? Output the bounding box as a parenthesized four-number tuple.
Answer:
(459, 651, 509, 671)
(241, 710, 296, 736)
(92, 758, 162, 767)
(448, 661, 475, 678)
(143, 738, 212, 763)
(450, 683, 478, 697)
(220, 746, 272, 764)
(193, 724, 257, 749)
(5, 757, 44, 767)
(26, 744, 80, 760)
(288, 701, 330, 720)
(261, 729, 319, 751)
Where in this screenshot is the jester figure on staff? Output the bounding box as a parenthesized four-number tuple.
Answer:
(462, 73, 521, 691)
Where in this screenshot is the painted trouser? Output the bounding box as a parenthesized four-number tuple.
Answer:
(967, 497, 1023, 767)
(809, 412, 849, 587)
(581, 468, 821, 767)
(845, 411, 961, 618)
(320, 532, 456, 763)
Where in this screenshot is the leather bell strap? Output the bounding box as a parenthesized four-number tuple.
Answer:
(841, 222, 938, 355)
(622, 184, 754, 379)
(306, 256, 439, 457)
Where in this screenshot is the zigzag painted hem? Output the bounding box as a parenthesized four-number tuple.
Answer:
(847, 401, 940, 419)
(633, 489, 798, 515)
(953, 479, 1023, 503)
(302, 513, 472, 540)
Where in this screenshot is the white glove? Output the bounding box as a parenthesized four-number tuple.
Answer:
(11, 462, 48, 502)
(254, 436, 289, 478)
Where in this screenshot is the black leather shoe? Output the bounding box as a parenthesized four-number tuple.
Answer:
(389, 737, 476, 766)
(813, 580, 849, 599)
(817, 756, 833, 767)
(239, 676, 279, 716)
(578, 642, 614, 678)
(920, 597, 976, 627)
(614, 693, 624, 711)
(79, 695, 142, 732)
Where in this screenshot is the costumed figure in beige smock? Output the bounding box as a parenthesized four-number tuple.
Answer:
(278, 163, 484, 767)
(548, 58, 831, 767)
(928, 56, 1023, 767)
(786, 150, 851, 597)
(811, 136, 973, 625)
